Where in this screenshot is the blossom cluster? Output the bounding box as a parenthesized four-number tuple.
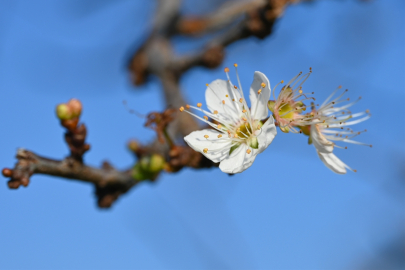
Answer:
(180, 65, 371, 174)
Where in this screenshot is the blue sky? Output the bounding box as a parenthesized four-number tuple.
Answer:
(0, 0, 404, 269)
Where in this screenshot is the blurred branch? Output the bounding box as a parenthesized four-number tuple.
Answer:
(4, 0, 318, 207)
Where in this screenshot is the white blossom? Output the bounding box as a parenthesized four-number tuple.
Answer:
(180, 66, 276, 174)
(309, 86, 371, 174)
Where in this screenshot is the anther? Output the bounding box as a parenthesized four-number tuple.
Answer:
(218, 134, 222, 138)
(242, 117, 247, 121)
(203, 148, 208, 153)
(204, 116, 208, 120)
(299, 90, 303, 94)
(217, 124, 222, 129)
(239, 98, 243, 103)
(234, 85, 237, 89)
(261, 82, 266, 88)
(204, 135, 209, 139)
(197, 103, 202, 108)
(242, 109, 247, 113)
(281, 80, 284, 83)
(206, 83, 209, 87)
(353, 169, 357, 173)
(246, 149, 251, 154)
(234, 63, 238, 67)
(224, 67, 229, 72)
(226, 95, 228, 97)
(258, 89, 262, 94)
(345, 147, 348, 149)
(186, 104, 190, 109)
(222, 100, 225, 104)
(179, 106, 184, 112)
(213, 110, 218, 114)
(234, 134, 238, 138)
(366, 109, 370, 113)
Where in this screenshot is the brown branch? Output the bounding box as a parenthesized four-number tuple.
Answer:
(4, 149, 135, 208)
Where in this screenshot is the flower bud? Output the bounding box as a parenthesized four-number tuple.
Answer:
(56, 104, 72, 120)
(68, 99, 82, 118)
(149, 154, 165, 173)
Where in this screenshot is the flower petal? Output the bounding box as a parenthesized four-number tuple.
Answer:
(256, 116, 277, 154)
(219, 144, 257, 174)
(249, 71, 271, 120)
(205, 79, 241, 121)
(316, 151, 347, 174)
(184, 129, 232, 163)
(310, 124, 334, 153)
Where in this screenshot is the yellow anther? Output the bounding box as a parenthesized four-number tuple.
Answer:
(239, 98, 243, 103)
(222, 100, 225, 104)
(246, 149, 251, 154)
(234, 63, 238, 67)
(261, 82, 266, 88)
(242, 109, 247, 113)
(224, 67, 230, 72)
(203, 116, 208, 120)
(213, 110, 218, 114)
(257, 125, 261, 130)
(179, 106, 184, 112)
(299, 89, 303, 94)
(281, 80, 284, 83)
(234, 85, 237, 89)
(257, 89, 262, 94)
(218, 134, 222, 138)
(366, 109, 370, 113)
(206, 83, 209, 87)
(232, 99, 235, 101)
(186, 104, 190, 109)
(217, 124, 222, 129)
(226, 95, 228, 97)
(234, 134, 238, 138)
(242, 117, 247, 121)
(204, 135, 209, 139)
(203, 148, 208, 153)
(197, 103, 202, 108)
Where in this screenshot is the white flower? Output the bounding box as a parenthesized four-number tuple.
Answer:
(180, 66, 277, 174)
(309, 86, 371, 174)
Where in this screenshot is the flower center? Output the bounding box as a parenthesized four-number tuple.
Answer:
(278, 102, 294, 120)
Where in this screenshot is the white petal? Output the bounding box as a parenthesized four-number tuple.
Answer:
(205, 79, 241, 121)
(184, 129, 232, 163)
(310, 124, 334, 153)
(317, 151, 347, 174)
(256, 116, 277, 154)
(249, 71, 271, 120)
(219, 144, 256, 174)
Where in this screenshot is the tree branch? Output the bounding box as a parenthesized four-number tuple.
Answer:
(3, 0, 315, 207)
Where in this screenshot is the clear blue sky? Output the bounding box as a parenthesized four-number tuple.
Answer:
(0, 0, 404, 269)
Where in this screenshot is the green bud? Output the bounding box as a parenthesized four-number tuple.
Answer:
(308, 136, 313, 145)
(149, 154, 165, 173)
(267, 100, 275, 113)
(56, 104, 72, 120)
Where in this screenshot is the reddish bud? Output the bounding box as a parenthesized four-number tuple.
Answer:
(20, 177, 30, 187)
(7, 180, 20, 189)
(2, 168, 12, 177)
(67, 99, 82, 118)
